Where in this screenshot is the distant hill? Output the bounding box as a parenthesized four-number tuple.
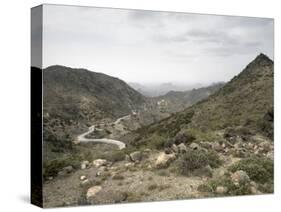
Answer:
(154, 83, 225, 113)
(43, 65, 146, 122)
(129, 82, 204, 97)
(129, 53, 273, 147)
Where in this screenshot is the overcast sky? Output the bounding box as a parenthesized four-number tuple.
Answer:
(42, 4, 273, 84)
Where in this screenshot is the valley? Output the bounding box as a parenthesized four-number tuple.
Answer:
(42, 53, 274, 207)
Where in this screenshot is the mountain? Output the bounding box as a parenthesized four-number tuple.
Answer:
(43, 65, 146, 123)
(128, 53, 273, 147)
(42, 65, 147, 155)
(129, 82, 204, 97)
(153, 83, 225, 113)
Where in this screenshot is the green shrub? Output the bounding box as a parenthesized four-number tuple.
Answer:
(178, 149, 221, 176)
(112, 174, 125, 180)
(43, 155, 81, 179)
(147, 184, 158, 191)
(198, 175, 252, 196)
(147, 134, 166, 150)
(228, 156, 273, 183)
(103, 150, 126, 162)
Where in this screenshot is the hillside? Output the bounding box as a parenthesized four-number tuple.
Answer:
(43, 65, 146, 122)
(128, 53, 273, 147)
(153, 83, 225, 113)
(42, 65, 147, 157)
(43, 54, 274, 207)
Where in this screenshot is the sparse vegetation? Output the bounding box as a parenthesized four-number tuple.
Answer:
(178, 149, 222, 176)
(147, 184, 158, 191)
(229, 156, 273, 184)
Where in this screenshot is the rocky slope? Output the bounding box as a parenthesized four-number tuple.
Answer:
(154, 83, 225, 113)
(43, 65, 146, 122)
(130, 53, 273, 147)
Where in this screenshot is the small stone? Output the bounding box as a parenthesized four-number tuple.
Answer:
(189, 142, 200, 150)
(178, 143, 187, 153)
(231, 170, 250, 186)
(80, 175, 87, 181)
(81, 161, 89, 170)
(62, 166, 73, 173)
(129, 151, 142, 162)
(86, 186, 102, 199)
(250, 186, 258, 194)
(80, 179, 91, 187)
(213, 142, 223, 152)
(171, 144, 179, 153)
(125, 162, 134, 168)
(93, 159, 108, 168)
(155, 152, 176, 168)
(216, 186, 228, 194)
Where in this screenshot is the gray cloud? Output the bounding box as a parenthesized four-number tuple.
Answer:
(41, 4, 274, 84)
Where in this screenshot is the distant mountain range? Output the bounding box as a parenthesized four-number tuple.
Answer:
(129, 82, 207, 97)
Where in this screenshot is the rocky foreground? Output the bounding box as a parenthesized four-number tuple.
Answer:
(43, 128, 273, 207)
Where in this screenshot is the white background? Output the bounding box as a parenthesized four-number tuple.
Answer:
(0, 0, 279, 211)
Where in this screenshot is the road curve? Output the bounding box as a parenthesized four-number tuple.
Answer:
(77, 117, 128, 150)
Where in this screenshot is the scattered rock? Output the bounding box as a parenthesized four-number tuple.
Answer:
(259, 141, 271, 152)
(216, 186, 228, 194)
(129, 151, 142, 162)
(231, 170, 250, 186)
(93, 159, 108, 168)
(171, 144, 179, 153)
(155, 152, 176, 168)
(80, 175, 87, 181)
(64, 166, 73, 173)
(125, 162, 135, 168)
(81, 161, 90, 170)
(125, 154, 131, 162)
(212, 142, 223, 152)
(178, 143, 188, 153)
(189, 142, 200, 150)
(80, 179, 91, 187)
(266, 152, 274, 160)
(86, 186, 102, 199)
(57, 166, 73, 176)
(234, 148, 247, 158)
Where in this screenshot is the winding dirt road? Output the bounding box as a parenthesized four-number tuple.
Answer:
(77, 116, 129, 149)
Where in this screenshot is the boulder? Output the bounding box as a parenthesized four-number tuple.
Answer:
(80, 175, 87, 181)
(125, 162, 135, 168)
(155, 152, 176, 168)
(81, 161, 90, 170)
(216, 186, 228, 194)
(231, 170, 250, 186)
(57, 166, 73, 176)
(189, 143, 200, 150)
(266, 152, 274, 160)
(125, 154, 131, 162)
(80, 179, 91, 187)
(86, 186, 102, 199)
(212, 142, 223, 152)
(62, 166, 73, 173)
(171, 144, 179, 153)
(178, 143, 187, 153)
(129, 151, 142, 162)
(93, 159, 108, 168)
(259, 141, 271, 152)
